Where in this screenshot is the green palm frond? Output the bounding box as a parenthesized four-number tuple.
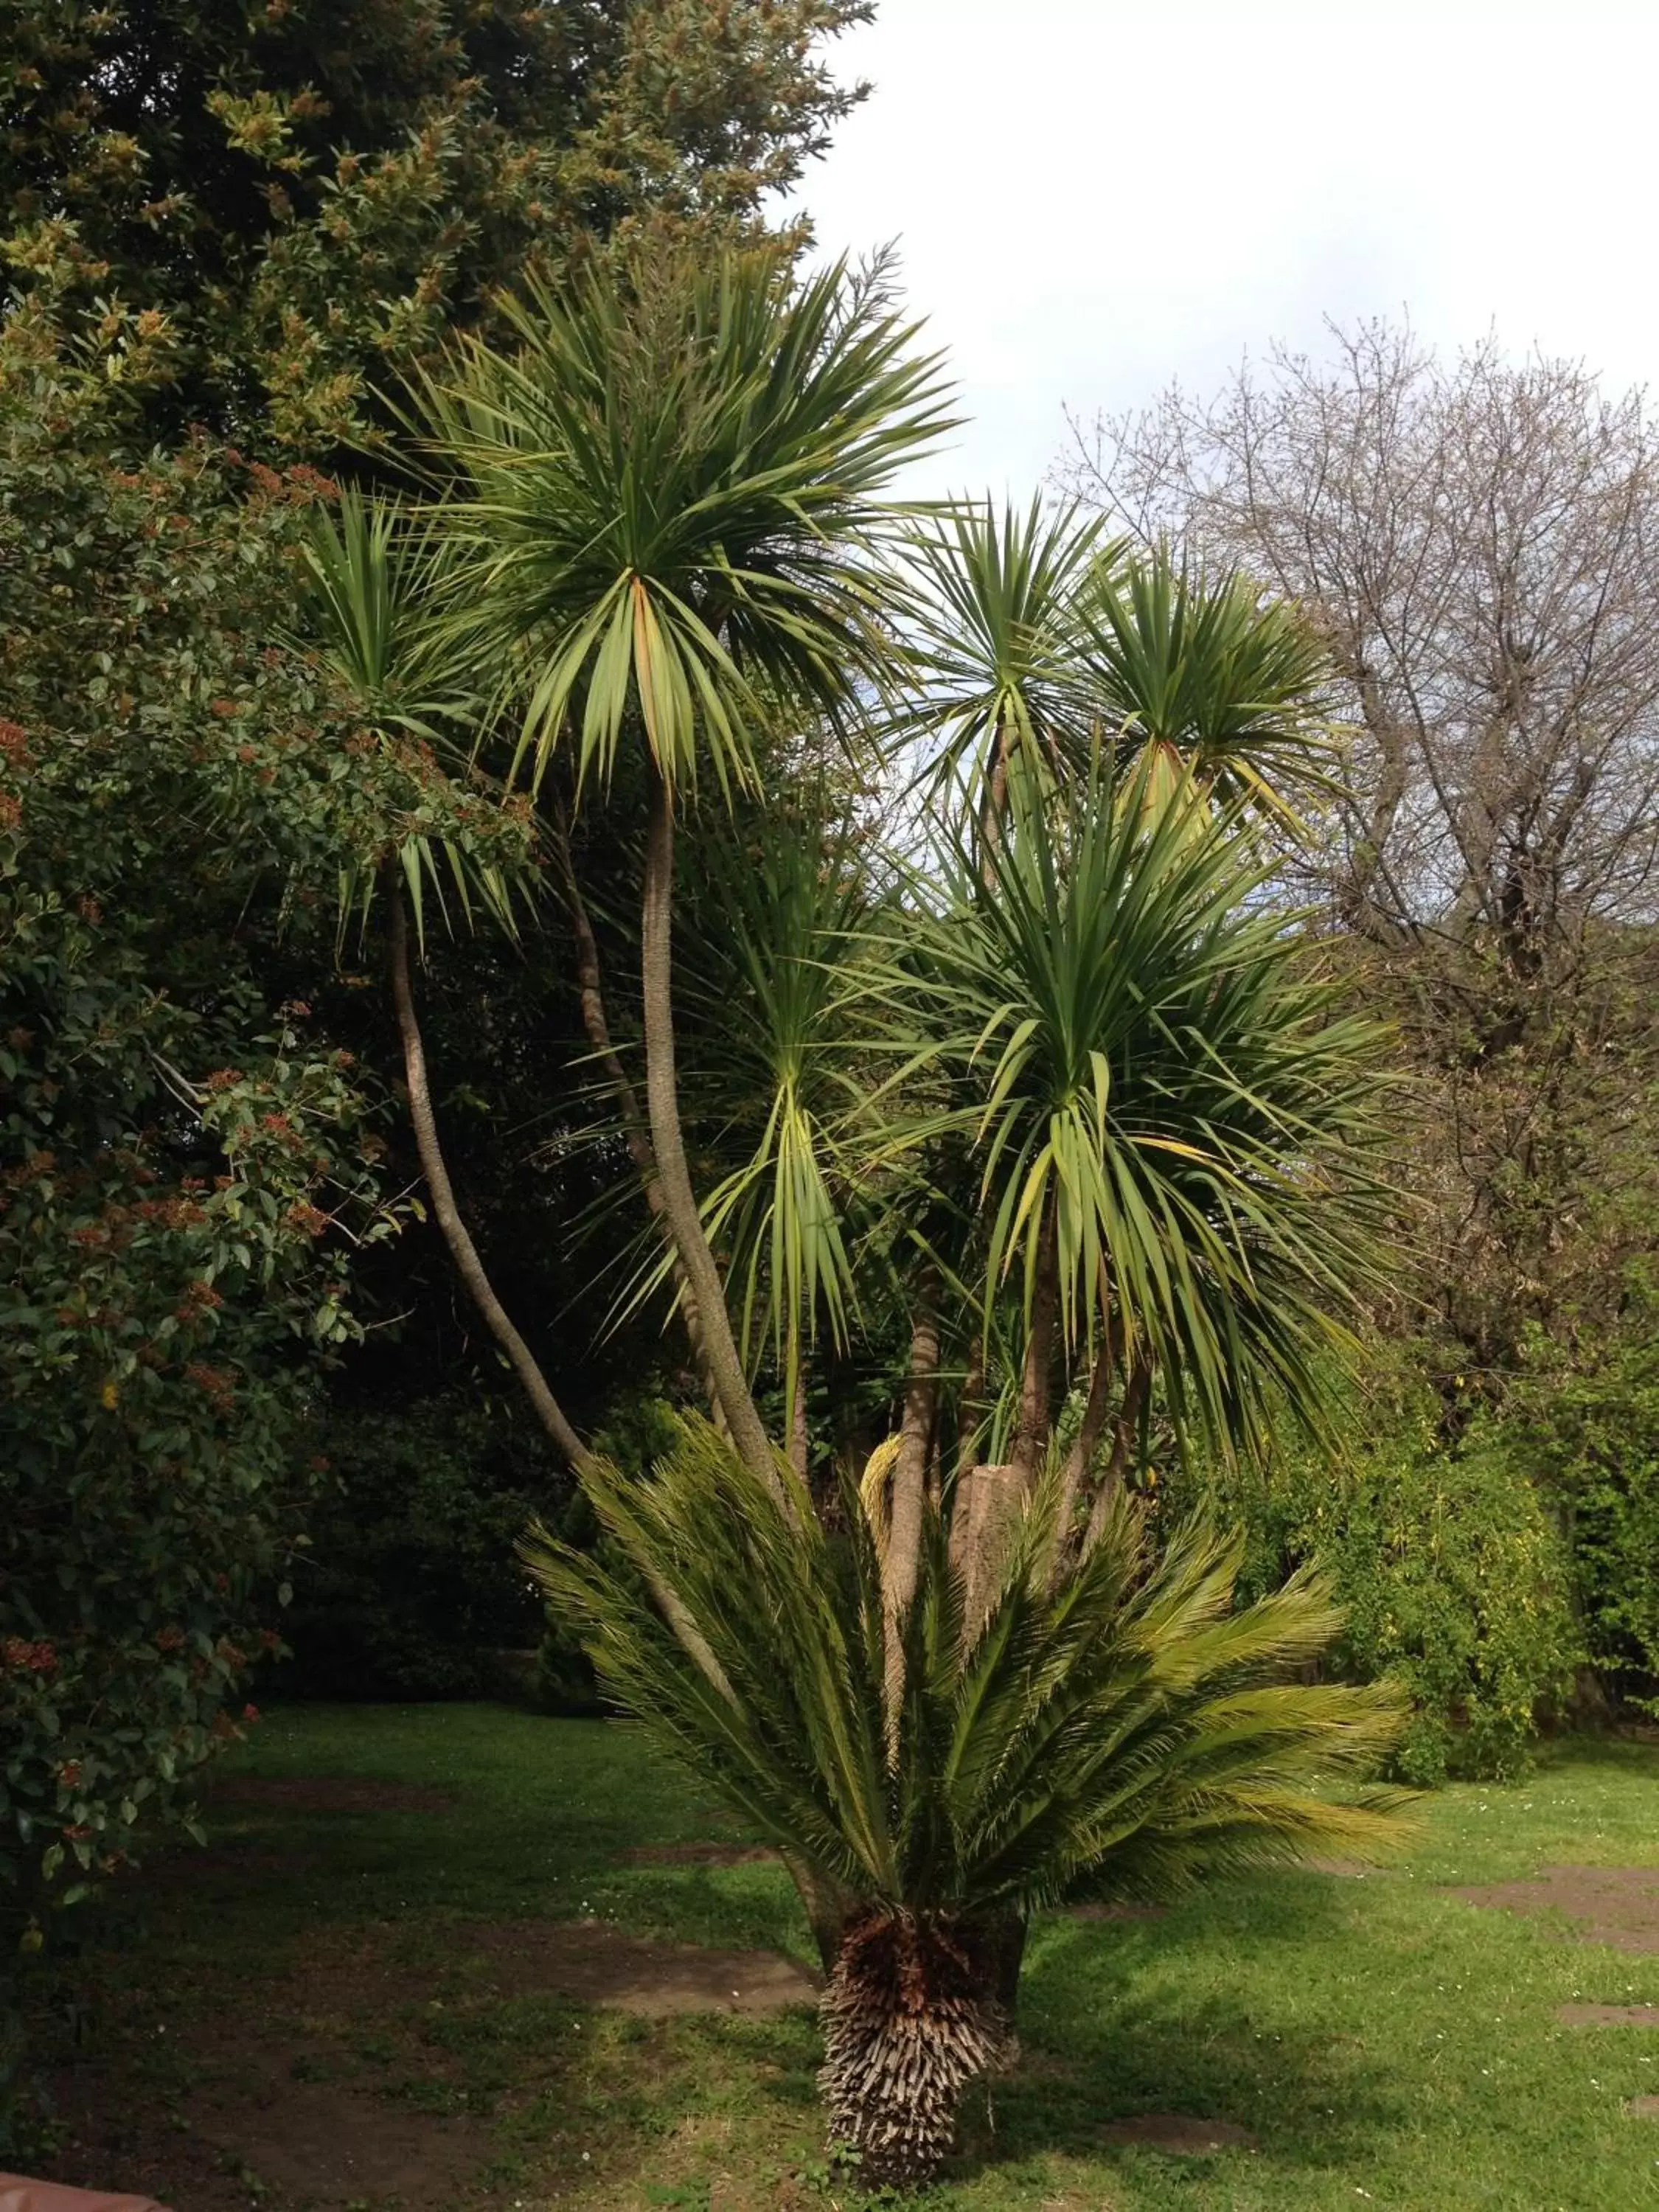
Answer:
(873, 749, 1390, 1458)
(298, 487, 528, 944)
(897, 495, 1119, 794)
(409, 249, 956, 803)
(1077, 549, 1337, 824)
(591, 814, 885, 1374)
(525, 1417, 1412, 1922)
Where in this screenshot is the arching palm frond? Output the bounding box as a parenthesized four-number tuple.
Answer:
(299, 487, 529, 942)
(897, 495, 1119, 799)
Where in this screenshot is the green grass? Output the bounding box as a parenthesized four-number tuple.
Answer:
(29, 1705, 1659, 2211)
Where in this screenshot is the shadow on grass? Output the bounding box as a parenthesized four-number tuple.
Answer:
(953, 1879, 1407, 2185)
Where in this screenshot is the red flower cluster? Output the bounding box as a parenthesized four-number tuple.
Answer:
(175, 1277, 223, 1321)
(183, 1361, 236, 1411)
(2, 1636, 58, 1674)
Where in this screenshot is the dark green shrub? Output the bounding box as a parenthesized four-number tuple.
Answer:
(279, 1393, 563, 1700)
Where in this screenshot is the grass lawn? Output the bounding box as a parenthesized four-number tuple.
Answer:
(19, 1704, 1659, 2212)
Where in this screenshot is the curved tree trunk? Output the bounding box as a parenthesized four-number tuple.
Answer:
(640, 765, 782, 1502)
(391, 876, 732, 1700)
(387, 877, 593, 1476)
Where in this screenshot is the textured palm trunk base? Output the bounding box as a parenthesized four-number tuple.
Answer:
(818, 1910, 1014, 2189)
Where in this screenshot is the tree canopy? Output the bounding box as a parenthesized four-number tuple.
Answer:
(0, 0, 870, 448)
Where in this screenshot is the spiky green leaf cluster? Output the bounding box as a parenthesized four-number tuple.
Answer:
(869, 751, 1391, 1458)
(408, 250, 954, 801)
(526, 1416, 1411, 1920)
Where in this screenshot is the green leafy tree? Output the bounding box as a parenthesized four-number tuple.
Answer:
(0, 0, 871, 449)
(0, 341, 522, 1964)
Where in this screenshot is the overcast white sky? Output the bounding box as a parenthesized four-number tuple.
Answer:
(783, 0, 1659, 497)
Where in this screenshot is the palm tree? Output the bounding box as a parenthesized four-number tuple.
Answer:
(345, 248, 1412, 2185)
(413, 246, 953, 1498)
(526, 1419, 1408, 2188)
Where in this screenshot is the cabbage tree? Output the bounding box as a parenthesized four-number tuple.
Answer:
(323, 247, 1408, 2188)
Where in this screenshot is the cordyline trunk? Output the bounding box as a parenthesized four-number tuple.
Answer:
(788, 1334, 810, 1478)
(881, 1287, 940, 1750)
(386, 877, 594, 1476)
(1082, 1353, 1152, 1553)
(1052, 1315, 1119, 1546)
(818, 1908, 1025, 2188)
(552, 802, 723, 1411)
(641, 765, 783, 1503)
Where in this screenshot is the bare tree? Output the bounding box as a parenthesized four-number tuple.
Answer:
(1060, 323, 1659, 1371)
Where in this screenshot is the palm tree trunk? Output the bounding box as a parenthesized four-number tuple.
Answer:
(787, 1332, 810, 1478)
(819, 1910, 1014, 2189)
(1052, 1309, 1121, 1553)
(956, 1331, 987, 1481)
(386, 877, 593, 1476)
(641, 764, 782, 1500)
(551, 801, 720, 1406)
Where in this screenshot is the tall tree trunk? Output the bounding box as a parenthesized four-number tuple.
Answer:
(787, 1332, 810, 1479)
(882, 1287, 940, 1755)
(387, 878, 593, 1476)
(1051, 1305, 1121, 1557)
(956, 1329, 987, 1481)
(641, 765, 782, 1500)
(390, 875, 734, 1700)
(552, 803, 720, 1404)
(978, 716, 1013, 888)
(1009, 1200, 1060, 1492)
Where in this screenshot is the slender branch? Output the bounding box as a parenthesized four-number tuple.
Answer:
(387, 877, 594, 1475)
(1082, 1354, 1152, 1554)
(640, 765, 782, 1499)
